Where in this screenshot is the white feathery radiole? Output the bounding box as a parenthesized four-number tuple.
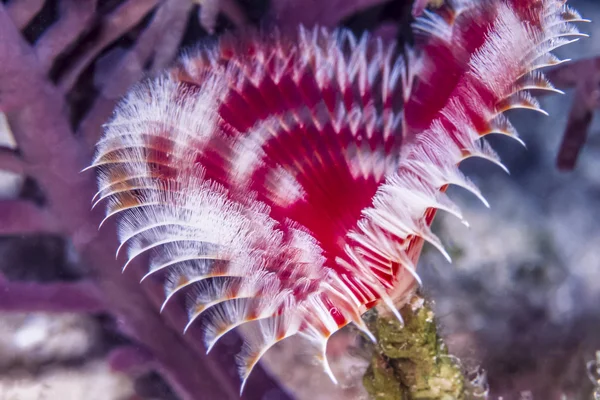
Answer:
(88, 0, 588, 393)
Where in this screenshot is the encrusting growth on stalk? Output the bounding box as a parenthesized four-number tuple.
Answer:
(87, 0, 587, 393)
(363, 297, 465, 399)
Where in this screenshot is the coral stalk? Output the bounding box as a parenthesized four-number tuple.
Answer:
(363, 297, 464, 400)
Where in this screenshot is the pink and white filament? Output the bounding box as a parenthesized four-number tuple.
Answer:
(89, 0, 587, 392)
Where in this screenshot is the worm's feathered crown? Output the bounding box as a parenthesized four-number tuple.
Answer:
(89, 0, 587, 392)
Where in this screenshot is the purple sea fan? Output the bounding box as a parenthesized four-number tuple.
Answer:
(88, 0, 588, 393)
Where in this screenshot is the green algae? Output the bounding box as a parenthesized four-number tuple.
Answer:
(363, 355, 406, 400)
(363, 297, 465, 400)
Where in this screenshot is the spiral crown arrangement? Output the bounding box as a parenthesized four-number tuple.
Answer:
(88, 0, 587, 391)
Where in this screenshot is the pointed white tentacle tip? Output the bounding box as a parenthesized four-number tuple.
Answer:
(159, 297, 171, 313)
(122, 257, 136, 272)
(494, 161, 510, 175)
(91, 191, 102, 203)
(80, 164, 96, 173)
(382, 296, 404, 327)
(478, 193, 490, 209)
(91, 195, 107, 210)
(206, 341, 217, 354)
(423, 234, 452, 264)
(98, 214, 114, 230)
(325, 367, 339, 385)
(456, 180, 490, 208)
(532, 86, 565, 95)
(354, 321, 377, 343)
(508, 105, 549, 116)
(536, 58, 572, 70)
(414, 271, 424, 287)
(115, 242, 127, 259)
(511, 135, 527, 149)
(438, 204, 465, 224)
(439, 246, 452, 264)
(402, 263, 423, 287)
(320, 351, 338, 385)
(205, 326, 238, 354)
(461, 219, 470, 228)
(140, 269, 156, 283)
(239, 376, 250, 396)
(552, 38, 580, 50)
(183, 318, 196, 335)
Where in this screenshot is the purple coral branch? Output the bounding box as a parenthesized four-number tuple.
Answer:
(0, 146, 26, 175)
(149, 0, 192, 74)
(0, 4, 289, 399)
(0, 200, 59, 235)
(0, 273, 106, 313)
(107, 345, 155, 375)
(546, 57, 600, 170)
(57, 0, 159, 93)
(35, 0, 98, 72)
(411, 0, 429, 17)
(546, 56, 600, 91)
(79, 0, 191, 150)
(219, 0, 248, 27)
(198, 0, 248, 33)
(5, 0, 44, 30)
(372, 22, 399, 43)
(556, 62, 599, 170)
(269, 0, 391, 28)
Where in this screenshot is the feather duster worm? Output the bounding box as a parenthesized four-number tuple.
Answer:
(88, 0, 587, 392)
